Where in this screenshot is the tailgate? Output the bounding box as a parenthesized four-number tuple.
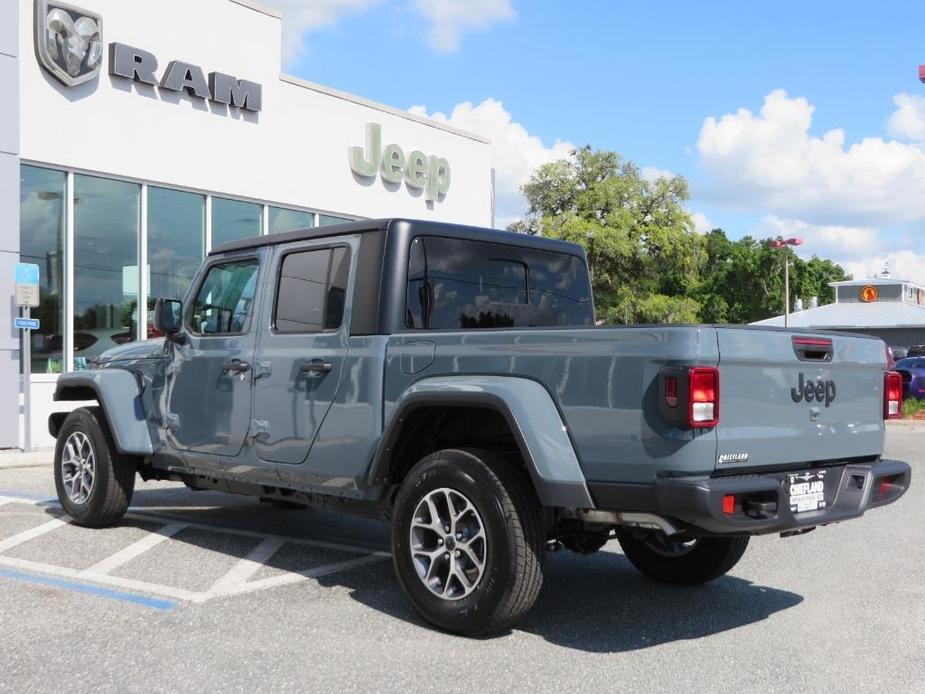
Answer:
(714, 328, 886, 471)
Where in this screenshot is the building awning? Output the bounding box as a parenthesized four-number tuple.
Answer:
(751, 301, 925, 329)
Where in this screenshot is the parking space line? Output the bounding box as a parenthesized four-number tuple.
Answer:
(0, 554, 203, 602)
(210, 553, 390, 599)
(209, 536, 286, 594)
(81, 522, 188, 576)
(0, 496, 393, 606)
(0, 518, 67, 553)
(120, 508, 390, 557)
(0, 567, 177, 611)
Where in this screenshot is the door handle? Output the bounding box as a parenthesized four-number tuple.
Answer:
(300, 359, 333, 375)
(222, 359, 251, 373)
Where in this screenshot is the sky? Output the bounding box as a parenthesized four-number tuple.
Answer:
(265, 0, 925, 284)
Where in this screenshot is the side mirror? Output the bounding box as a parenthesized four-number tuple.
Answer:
(153, 298, 183, 335)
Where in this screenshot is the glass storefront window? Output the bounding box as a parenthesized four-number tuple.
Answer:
(19, 165, 66, 374)
(269, 206, 313, 234)
(148, 187, 204, 311)
(74, 175, 140, 368)
(318, 214, 351, 226)
(212, 197, 262, 247)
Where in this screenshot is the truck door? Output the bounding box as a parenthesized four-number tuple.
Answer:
(165, 253, 261, 457)
(251, 240, 351, 465)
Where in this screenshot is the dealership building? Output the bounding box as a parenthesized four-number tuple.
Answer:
(752, 270, 925, 348)
(0, 0, 494, 449)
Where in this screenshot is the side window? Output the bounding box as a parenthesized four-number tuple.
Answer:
(190, 259, 259, 334)
(274, 247, 350, 333)
(405, 236, 593, 330)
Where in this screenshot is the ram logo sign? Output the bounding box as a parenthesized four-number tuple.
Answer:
(34, 0, 103, 87)
(349, 123, 451, 203)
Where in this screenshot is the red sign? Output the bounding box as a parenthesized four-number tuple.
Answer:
(860, 285, 878, 303)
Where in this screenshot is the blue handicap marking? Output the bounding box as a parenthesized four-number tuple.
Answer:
(15, 263, 40, 285)
(14, 317, 40, 330)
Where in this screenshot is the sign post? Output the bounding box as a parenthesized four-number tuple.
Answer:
(15, 263, 40, 452)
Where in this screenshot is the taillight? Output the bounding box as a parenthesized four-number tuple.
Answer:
(884, 371, 903, 419)
(689, 367, 719, 428)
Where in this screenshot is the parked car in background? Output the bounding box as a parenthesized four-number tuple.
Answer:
(906, 345, 925, 358)
(890, 346, 908, 360)
(895, 357, 925, 399)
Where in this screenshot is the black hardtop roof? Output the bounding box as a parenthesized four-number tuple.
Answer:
(208, 218, 586, 258)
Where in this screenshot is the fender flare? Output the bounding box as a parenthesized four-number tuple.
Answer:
(50, 370, 154, 456)
(370, 376, 593, 509)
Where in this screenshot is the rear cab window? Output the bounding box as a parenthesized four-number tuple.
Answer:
(273, 246, 350, 333)
(405, 236, 593, 330)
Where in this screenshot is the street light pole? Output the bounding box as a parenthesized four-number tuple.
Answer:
(768, 237, 804, 327)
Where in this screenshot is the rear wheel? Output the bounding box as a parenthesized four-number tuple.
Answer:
(391, 448, 545, 636)
(616, 529, 748, 585)
(54, 407, 135, 528)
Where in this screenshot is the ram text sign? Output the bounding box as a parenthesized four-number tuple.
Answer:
(109, 43, 262, 112)
(349, 123, 451, 203)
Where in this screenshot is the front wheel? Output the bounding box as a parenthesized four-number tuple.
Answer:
(54, 407, 136, 527)
(391, 448, 545, 636)
(616, 529, 749, 585)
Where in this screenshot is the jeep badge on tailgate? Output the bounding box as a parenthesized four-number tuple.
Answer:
(790, 373, 837, 407)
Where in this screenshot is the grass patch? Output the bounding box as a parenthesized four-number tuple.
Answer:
(903, 397, 925, 419)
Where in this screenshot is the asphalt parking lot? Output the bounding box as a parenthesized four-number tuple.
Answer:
(1, 428, 923, 693)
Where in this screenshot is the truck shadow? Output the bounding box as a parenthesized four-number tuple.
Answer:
(511, 550, 803, 652)
(37, 490, 803, 652)
(318, 548, 804, 652)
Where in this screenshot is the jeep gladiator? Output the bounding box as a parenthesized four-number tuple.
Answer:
(49, 218, 911, 635)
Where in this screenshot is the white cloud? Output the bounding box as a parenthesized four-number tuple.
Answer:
(267, 0, 514, 64)
(411, 0, 515, 53)
(754, 215, 879, 259)
(697, 89, 925, 227)
(409, 99, 574, 225)
(690, 211, 713, 233)
(641, 165, 675, 182)
(267, 0, 383, 64)
(888, 93, 925, 143)
(842, 251, 925, 287)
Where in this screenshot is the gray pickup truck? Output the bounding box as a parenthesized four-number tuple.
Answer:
(49, 218, 911, 635)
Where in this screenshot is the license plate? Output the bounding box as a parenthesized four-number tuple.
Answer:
(787, 470, 828, 514)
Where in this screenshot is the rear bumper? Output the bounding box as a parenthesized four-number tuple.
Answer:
(589, 459, 911, 536)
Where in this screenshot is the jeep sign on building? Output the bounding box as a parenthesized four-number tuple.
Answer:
(0, 0, 494, 449)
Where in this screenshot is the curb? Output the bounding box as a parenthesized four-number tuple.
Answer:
(0, 450, 54, 469)
(886, 420, 925, 428)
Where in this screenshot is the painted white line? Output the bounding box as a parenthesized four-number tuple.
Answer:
(120, 508, 388, 557)
(1, 498, 387, 558)
(81, 522, 188, 576)
(0, 518, 67, 554)
(0, 497, 393, 605)
(208, 536, 286, 593)
(211, 554, 390, 599)
(0, 555, 203, 602)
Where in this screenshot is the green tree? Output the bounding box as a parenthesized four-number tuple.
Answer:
(510, 147, 849, 324)
(512, 147, 705, 324)
(695, 230, 847, 323)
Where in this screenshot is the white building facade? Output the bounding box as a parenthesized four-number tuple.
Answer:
(0, 0, 494, 448)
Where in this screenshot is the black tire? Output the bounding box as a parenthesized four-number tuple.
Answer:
(391, 448, 545, 636)
(615, 529, 749, 585)
(54, 407, 136, 528)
